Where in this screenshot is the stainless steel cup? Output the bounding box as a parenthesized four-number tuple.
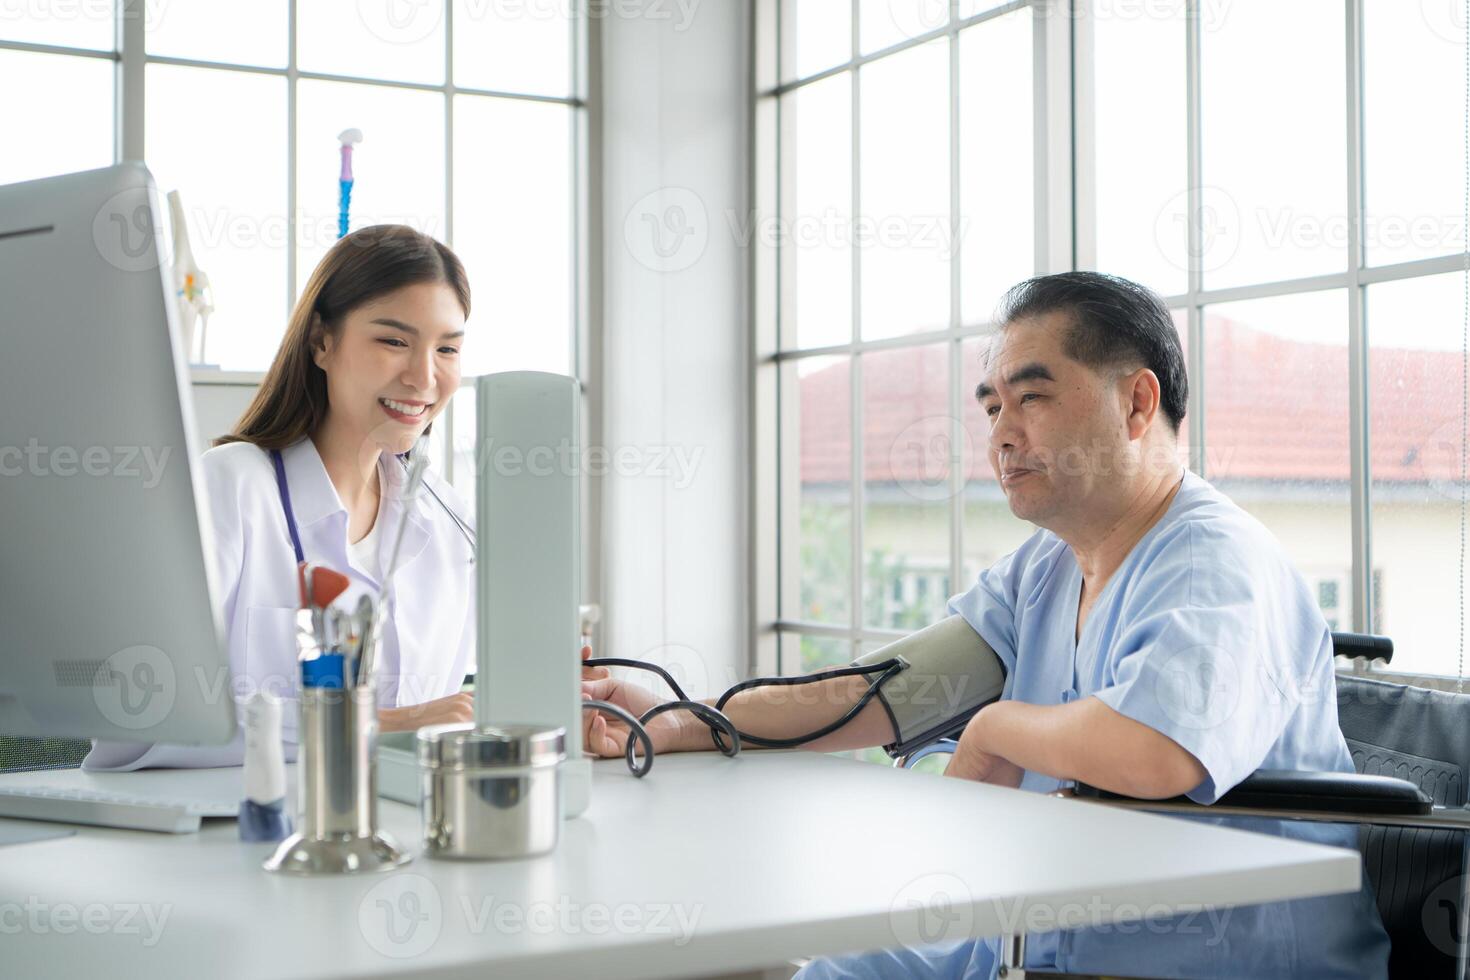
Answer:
(417, 723, 566, 860)
(263, 626, 411, 875)
(297, 684, 376, 837)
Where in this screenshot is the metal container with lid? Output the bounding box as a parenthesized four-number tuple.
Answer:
(417, 723, 566, 860)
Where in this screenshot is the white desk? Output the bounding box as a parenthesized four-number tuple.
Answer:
(0, 752, 1361, 979)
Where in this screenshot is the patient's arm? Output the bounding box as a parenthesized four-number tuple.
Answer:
(947, 697, 1207, 799)
(712, 674, 897, 752)
(582, 673, 897, 757)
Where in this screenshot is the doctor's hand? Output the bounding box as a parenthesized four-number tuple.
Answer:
(580, 676, 692, 759)
(378, 692, 475, 733)
(581, 645, 610, 682)
(944, 708, 1024, 788)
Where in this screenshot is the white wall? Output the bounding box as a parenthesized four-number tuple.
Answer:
(598, 2, 752, 695)
(188, 374, 260, 451)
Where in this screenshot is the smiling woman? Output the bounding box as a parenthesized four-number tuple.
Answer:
(82, 226, 481, 771)
(218, 224, 469, 456)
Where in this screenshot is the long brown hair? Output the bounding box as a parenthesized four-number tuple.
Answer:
(215, 225, 470, 450)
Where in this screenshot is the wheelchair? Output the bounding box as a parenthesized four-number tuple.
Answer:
(896, 634, 1470, 980)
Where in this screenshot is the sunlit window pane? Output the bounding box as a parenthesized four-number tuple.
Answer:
(863, 344, 951, 629)
(294, 79, 446, 296)
(781, 0, 851, 80)
(785, 356, 853, 627)
(0, 52, 111, 191)
(297, 0, 445, 85)
(452, 95, 572, 377)
(859, 38, 950, 340)
(1363, 0, 1467, 267)
(453, 0, 570, 95)
(146, 0, 288, 67)
(782, 632, 851, 675)
(781, 72, 852, 350)
(147, 65, 288, 370)
(1204, 291, 1350, 628)
(1092, 0, 1187, 298)
(0, 51, 112, 186)
(0, 0, 113, 50)
(1200, 1, 1345, 288)
(860, 0, 948, 54)
(1368, 272, 1467, 675)
(449, 384, 477, 504)
(959, 9, 1033, 325)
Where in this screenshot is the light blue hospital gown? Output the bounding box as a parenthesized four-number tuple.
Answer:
(800, 471, 1390, 980)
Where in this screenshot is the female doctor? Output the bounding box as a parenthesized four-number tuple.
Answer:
(84, 225, 480, 770)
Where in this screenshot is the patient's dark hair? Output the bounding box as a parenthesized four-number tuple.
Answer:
(998, 271, 1188, 433)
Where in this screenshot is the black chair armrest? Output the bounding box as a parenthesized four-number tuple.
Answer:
(1331, 631, 1393, 664)
(1075, 769, 1432, 816)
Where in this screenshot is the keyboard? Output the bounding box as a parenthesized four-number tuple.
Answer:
(0, 784, 238, 834)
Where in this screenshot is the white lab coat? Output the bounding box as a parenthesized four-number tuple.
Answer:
(82, 437, 476, 770)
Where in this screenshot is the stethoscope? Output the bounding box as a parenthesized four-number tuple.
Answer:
(268, 447, 475, 565)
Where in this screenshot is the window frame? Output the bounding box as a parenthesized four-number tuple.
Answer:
(755, 0, 1470, 688)
(2, 0, 591, 488)
(750, 0, 1074, 675)
(2, 0, 601, 628)
(1075, 0, 1468, 686)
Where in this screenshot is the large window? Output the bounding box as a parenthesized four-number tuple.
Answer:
(1084, 0, 1469, 678)
(761, 0, 1470, 683)
(761, 0, 1043, 675)
(1, 1, 585, 501)
(0, 24, 115, 186)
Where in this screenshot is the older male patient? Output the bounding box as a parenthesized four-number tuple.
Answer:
(582, 272, 1391, 979)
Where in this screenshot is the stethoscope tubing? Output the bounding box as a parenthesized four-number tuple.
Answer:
(268, 447, 475, 564)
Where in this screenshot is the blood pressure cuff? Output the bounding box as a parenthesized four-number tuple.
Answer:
(851, 614, 1007, 759)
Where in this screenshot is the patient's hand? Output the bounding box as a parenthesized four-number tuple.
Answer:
(944, 709, 1024, 788)
(580, 676, 691, 758)
(378, 692, 474, 733)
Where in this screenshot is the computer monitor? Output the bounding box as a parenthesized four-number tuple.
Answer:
(0, 162, 235, 745)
